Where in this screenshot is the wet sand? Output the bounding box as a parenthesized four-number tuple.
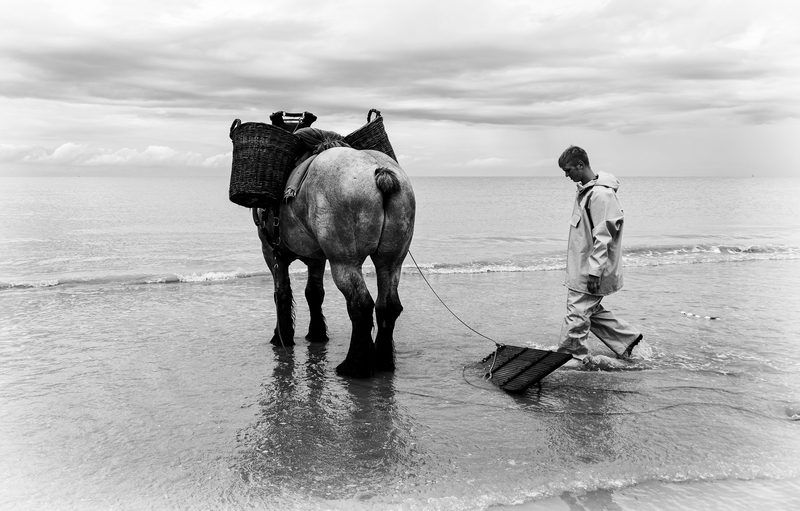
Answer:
(491, 478, 800, 510)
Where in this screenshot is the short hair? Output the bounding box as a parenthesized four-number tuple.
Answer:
(558, 146, 590, 169)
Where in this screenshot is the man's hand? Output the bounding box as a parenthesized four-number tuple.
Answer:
(587, 275, 601, 294)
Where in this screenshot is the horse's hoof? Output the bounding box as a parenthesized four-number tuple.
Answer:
(336, 360, 374, 378)
(305, 331, 329, 344)
(375, 360, 395, 372)
(270, 334, 295, 347)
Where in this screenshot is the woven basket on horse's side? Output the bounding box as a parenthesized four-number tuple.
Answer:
(344, 109, 397, 162)
(228, 119, 304, 208)
(229, 109, 397, 208)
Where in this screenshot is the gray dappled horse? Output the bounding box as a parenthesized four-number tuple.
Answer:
(255, 147, 415, 378)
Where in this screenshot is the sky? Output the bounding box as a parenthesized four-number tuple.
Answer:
(1, 0, 799, 177)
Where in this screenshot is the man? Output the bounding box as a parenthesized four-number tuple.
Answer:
(557, 146, 642, 368)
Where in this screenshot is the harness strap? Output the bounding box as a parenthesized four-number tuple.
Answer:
(252, 207, 284, 260)
(270, 206, 282, 258)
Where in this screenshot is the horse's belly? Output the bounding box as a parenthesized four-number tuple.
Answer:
(281, 216, 325, 259)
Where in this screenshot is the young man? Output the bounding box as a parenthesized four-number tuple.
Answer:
(557, 146, 642, 368)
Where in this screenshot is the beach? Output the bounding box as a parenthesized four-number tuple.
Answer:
(1, 175, 800, 510)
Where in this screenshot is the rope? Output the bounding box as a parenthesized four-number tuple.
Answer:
(483, 348, 501, 381)
(407, 250, 501, 347)
(407, 249, 504, 379)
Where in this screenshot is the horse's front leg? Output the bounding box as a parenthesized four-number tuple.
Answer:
(259, 222, 295, 346)
(329, 261, 375, 378)
(270, 253, 296, 346)
(303, 258, 329, 343)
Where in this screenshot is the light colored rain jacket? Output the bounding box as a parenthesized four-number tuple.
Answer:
(565, 171, 625, 296)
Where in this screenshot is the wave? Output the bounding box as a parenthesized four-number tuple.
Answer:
(2, 243, 798, 290)
(623, 243, 800, 267)
(0, 268, 272, 290)
(403, 257, 565, 275)
(406, 243, 800, 275)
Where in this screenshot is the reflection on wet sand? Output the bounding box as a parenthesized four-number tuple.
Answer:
(560, 487, 622, 510)
(550, 385, 620, 466)
(233, 344, 422, 500)
(512, 376, 627, 466)
(510, 374, 645, 509)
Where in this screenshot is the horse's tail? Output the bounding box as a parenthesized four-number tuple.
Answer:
(374, 167, 401, 195)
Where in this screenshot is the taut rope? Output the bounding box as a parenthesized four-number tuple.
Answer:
(407, 250, 504, 379)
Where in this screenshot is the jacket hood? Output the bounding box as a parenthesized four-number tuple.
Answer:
(579, 171, 620, 193)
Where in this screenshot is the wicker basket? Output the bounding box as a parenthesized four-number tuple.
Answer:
(228, 119, 304, 208)
(344, 109, 397, 162)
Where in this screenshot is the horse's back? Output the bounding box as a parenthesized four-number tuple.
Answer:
(310, 147, 406, 195)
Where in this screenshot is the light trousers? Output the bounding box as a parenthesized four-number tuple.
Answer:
(558, 289, 641, 359)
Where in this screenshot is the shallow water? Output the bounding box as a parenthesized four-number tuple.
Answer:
(2, 175, 799, 509)
(2, 260, 799, 510)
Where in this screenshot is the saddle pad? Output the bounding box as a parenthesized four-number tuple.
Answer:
(283, 154, 319, 201)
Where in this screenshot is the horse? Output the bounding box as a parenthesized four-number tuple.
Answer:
(254, 147, 415, 378)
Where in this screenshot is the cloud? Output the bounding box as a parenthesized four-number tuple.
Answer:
(2, 0, 798, 129)
(202, 152, 232, 167)
(1, 0, 799, 175)
(0, 142, 227, 168)
(0, 144, 48, 162)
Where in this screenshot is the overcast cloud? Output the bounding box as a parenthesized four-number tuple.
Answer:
(1, 0, 799, 176)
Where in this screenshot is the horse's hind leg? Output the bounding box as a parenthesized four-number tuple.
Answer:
(329, 262, 375, 377)
(373, 262, 403, 372)
(304, 258, 329, 343)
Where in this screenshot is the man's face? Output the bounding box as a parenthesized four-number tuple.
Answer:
(562, 162, 583, 182)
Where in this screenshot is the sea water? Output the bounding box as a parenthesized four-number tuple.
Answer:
(1, 175, 799, 510)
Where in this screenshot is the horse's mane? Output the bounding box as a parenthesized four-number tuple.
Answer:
(294, 128, 351, 155)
